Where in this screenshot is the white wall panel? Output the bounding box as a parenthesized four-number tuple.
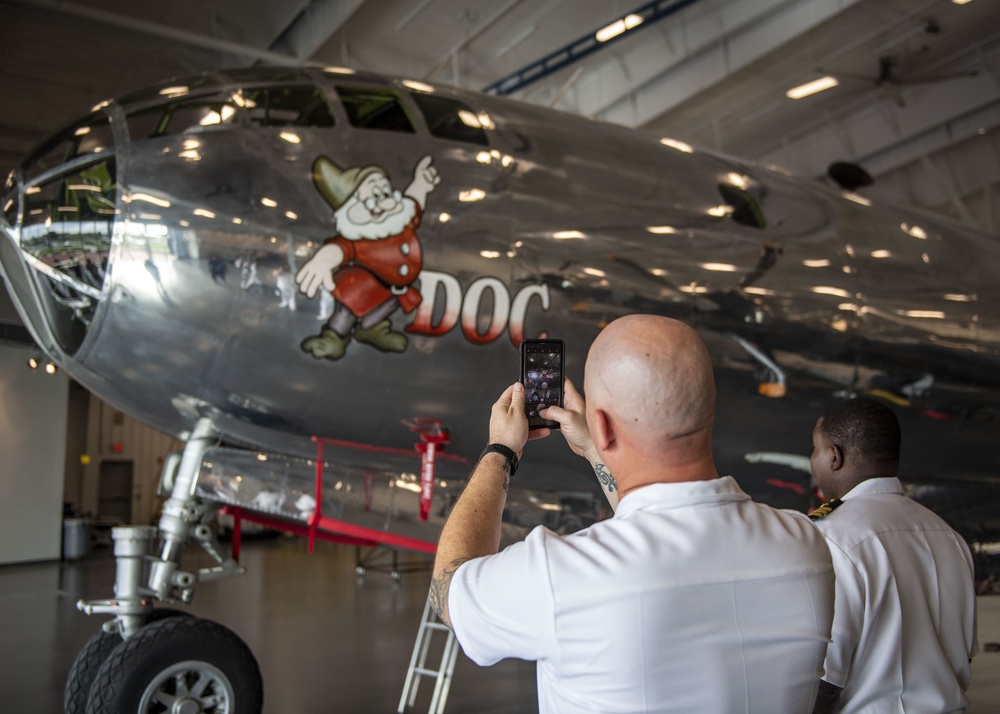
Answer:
(0, 343, 68, 564)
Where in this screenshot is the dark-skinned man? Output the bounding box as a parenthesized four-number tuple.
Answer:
(809, 398, 978, 714)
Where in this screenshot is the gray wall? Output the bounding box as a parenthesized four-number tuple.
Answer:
(0, 342, 68, 564)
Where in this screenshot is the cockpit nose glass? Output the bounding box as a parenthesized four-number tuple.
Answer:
(14, 112, 118, 356)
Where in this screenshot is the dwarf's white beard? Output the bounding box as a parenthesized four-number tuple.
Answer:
(335, 195, 417, 241)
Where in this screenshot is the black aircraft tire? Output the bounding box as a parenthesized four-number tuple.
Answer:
(65, 629, 121, 714)
(64, 609, 192, 714)
(85, 616, 262, 714)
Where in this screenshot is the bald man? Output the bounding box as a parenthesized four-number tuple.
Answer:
(431, 316, 835, 713)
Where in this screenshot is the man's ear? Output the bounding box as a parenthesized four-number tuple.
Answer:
(591, 408, 615, 453)
(829, 443, 845, 471)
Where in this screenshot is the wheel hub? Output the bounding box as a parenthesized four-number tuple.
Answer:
(173, 699, 202, 714)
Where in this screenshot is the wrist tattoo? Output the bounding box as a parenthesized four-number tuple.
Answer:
(429, 557, 471, 627)
(594, 463, 617, 493)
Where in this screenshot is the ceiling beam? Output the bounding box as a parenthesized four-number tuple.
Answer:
(267, 0, 367, 62)
(538, 0, 865, 124)
(755, 74, 1000, 179)
(423, 0, 525, 83)
(5, 0, 308, 66)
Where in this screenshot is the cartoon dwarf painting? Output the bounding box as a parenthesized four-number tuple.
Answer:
(297, 154, 440, 360)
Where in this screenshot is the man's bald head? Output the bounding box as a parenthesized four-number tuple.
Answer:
(584, 316, 716, 452)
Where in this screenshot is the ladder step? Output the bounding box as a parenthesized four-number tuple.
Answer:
(398, 597, 461, 713)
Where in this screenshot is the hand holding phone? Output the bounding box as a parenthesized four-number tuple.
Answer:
(519, 339, 565, 429)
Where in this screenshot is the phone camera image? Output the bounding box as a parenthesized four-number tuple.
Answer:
(521, 340, 564, 428)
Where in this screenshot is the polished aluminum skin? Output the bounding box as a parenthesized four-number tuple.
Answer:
(196, 444, 559, 547)
(1, 67, 998, 540)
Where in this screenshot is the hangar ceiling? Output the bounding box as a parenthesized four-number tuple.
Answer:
(0, 0, 998, 238)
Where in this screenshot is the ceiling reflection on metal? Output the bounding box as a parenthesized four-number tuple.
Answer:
(1, 67, 998, 543)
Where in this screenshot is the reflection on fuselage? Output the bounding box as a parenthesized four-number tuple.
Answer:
(1, 67, 998, 544)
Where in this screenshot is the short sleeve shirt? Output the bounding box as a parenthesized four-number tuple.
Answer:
(814, 477, 978, 714)
(448, 476, 835, 714)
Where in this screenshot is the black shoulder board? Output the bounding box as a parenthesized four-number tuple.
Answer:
(808, 498, 843, 520)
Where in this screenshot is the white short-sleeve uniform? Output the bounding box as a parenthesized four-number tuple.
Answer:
(448, 476, 835, 714)
(814, 477, 978, 714)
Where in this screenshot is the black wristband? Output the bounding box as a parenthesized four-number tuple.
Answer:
(479, 443, 519, 476)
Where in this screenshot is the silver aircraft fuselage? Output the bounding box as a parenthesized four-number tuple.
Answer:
(2, 67, 998, 537)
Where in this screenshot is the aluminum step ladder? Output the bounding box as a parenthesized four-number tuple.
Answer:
(397, 597, 460, 713)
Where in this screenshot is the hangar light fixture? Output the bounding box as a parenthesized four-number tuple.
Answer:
(596, 14, 643, 43)
(898, 310, 946, 319)
(727, 173, 749, 189)
(27, 356, 58, 374)
(128, 193, 171, 208)
(402, 80, 435, 93)
(459, 188, 486, 202)
(660, 138, 693, 153)
(701, 263, 737, 272)
(952, 0, 973, 5)
(902, 223, 928, 239)
(458, 110, 483, 128)
(786, 76, 839, 100)
(812, 286, 852, 298)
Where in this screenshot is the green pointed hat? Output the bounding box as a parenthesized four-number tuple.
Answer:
(312, 156, 387, 211)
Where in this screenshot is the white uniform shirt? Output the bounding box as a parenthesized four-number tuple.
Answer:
(813, 477, 978, 714)
(448, 476, 835, 714)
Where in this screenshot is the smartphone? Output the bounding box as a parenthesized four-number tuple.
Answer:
(519, 339, 565, 429)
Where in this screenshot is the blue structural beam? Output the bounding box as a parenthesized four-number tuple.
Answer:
(482, 0, 702, 96)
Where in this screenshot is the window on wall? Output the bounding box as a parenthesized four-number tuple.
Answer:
(336, 87, 415, 133)
(410, 92, 489, 146)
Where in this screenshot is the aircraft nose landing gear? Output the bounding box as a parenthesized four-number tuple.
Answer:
(86, 615, 262, 714)
(67, 419, 260, 713)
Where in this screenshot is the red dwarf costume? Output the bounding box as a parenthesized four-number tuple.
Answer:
(323, 204, 423, 316)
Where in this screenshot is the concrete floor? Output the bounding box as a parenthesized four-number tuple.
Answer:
(1, 535, 998, 713)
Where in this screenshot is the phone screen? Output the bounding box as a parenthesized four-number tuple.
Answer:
(520, 339, 564, 429)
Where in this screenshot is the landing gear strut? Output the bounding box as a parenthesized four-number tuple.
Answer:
(66, 418, 261, 713)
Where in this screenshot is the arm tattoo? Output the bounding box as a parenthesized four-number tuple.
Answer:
(594, 463, 617, 494)
(429, 557, 471, 627)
